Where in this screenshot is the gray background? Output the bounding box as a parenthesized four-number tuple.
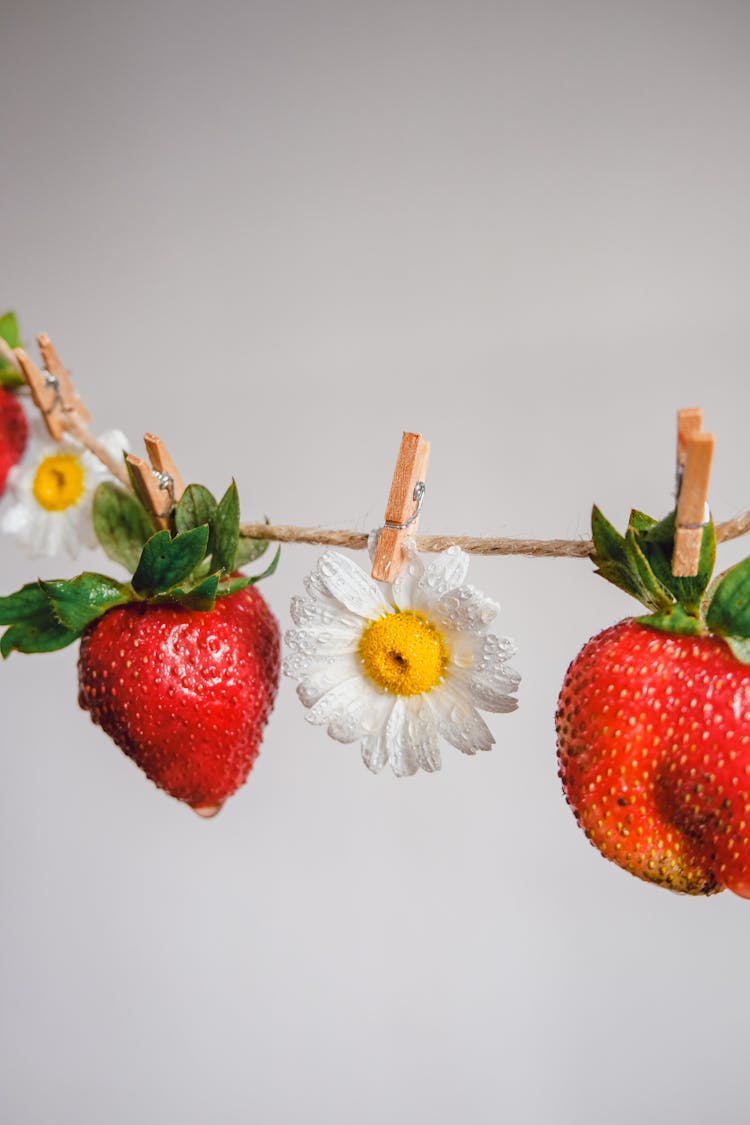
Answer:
(2, 2, 749, 1122)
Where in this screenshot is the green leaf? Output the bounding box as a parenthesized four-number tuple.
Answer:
(175, 484, 217, 535)
(0, 312, 20, 350)
(216, 547, 280, 597)
(211, 480, 240, 574)
(132, 526, 209, 596)
(39, 573, 133, 633)
(235, 534, 269, 567)
(591, 505, 627, 564)
(1, 610, 79, 658)
(627, 509, 657, 535)
(0, 583, 50, 625)
(93, 482, 154, 572)
(636, 510, 716, 615)
(706, 557, 750, 639)
(638, 605, 704, 637)
(623, 529, 674, 612)
(166, 574, 220, 611)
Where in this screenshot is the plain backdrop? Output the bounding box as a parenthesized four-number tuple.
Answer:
(2, 2, 750, 1123)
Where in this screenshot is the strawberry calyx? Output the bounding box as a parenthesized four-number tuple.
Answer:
(0, 311, 24, 389)
(0, 479, 279, 657)
(592, 505, 750, 663)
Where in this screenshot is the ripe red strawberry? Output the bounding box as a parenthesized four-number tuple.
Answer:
(0, 386, 28, 495)
(78, 585, 280, 816)
(556, 506, 750, 897)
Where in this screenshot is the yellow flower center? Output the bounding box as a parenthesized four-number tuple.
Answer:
(359, 610, 449, 696)
(32, 454, 85, 512)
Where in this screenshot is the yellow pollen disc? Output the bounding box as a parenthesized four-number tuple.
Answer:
(359, 610, 449, 696)
(32, 454, 86, 512)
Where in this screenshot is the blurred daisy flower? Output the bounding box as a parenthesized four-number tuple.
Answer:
(284, 541, 520, 776)
(0, 418, 129, 557)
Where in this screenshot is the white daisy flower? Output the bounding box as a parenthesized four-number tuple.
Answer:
(284, 540, 520, 776)
(0, 418, 129, 558)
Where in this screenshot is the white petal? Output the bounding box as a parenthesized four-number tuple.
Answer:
(383, 699, 419, 777)
(289, 594, 362, 635)
(362, 724, 393, 774)
(289, 654, 360, 708)
(97, 429, 130, 461)
(285, 625, 361, 658)
(404, 694, 441, 772)
(391, 538, 425, 609)
(311, 552, 389, 620)
(305, 676, 391, 744)
(413, 546, 470, 611)
(430, 682, 495, 755)
(432, 584, 500, 633)
(452, 633, 521, 712)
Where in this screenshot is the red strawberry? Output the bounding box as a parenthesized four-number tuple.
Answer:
(557, 620, 750, 896)
(77, 586, 280, 815)
(556, 505, 750, 897)
(0, 386, 28, 495)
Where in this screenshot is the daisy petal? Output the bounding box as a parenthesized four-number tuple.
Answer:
(430, 683, 495, 755)
(452, 633, 521, 712)
(391, 538, 425, 609)
(433, 584, 500, 633)
(285, 626, 361, 658)
(288, 654, 360, 708)
(413, 545, 470, 610)
(305, 677, 392, 744)
(404, 694, 441, 772)
(384, 699, 420, 777)
(362, 729, 390, 774)
(314, 552, 389, 620)
(289, 594, 362, 634)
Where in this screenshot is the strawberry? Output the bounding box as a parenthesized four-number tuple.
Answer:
(0, 477, 280, 814)
(557, 506, 750, 897)
(77, 587, 279, 815)
(0, 386, 28, 495)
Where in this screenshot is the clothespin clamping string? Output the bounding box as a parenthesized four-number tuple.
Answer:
(672, 407, 715, 579)
(126, 434, 185, 530)
(15, 333, 91, 441)
(371, 431, 430, 583)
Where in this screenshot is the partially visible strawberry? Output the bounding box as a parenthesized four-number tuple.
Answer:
(78, 587, 279, 814)
(557, 619, 750, 895)
(556, 506, 750, 897)
(0, 477, 281, 814)
(0, 387, 28, 495)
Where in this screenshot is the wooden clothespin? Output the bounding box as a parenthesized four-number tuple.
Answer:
(371, 431, 430, 583)
(672, 408, 715, 578)
(126, 433, 185, 529)
(14, 334, 91, 441)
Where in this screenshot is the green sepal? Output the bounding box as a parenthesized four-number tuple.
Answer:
(39, 574, 133, 633)
(705, 557, 750, 639)
(132, 526, 210, 596)
(1, 612, 80, 658)
(637, 605, 705, 637)
(622, 528, 674, 612)
(0, 311, 20, 350)
(93, 482, 154, 572)
(591, 505, 714, 632)
(211, 480, 240, 574)
(235, 534, 269, 567)
(0, 311, 24, 388)
(215, 546, 281, 598)
(175, 484, 217, 536)
(636, 510, 716, 614)
(0, 583, 51, 625)
(162, 574, 220, 611)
